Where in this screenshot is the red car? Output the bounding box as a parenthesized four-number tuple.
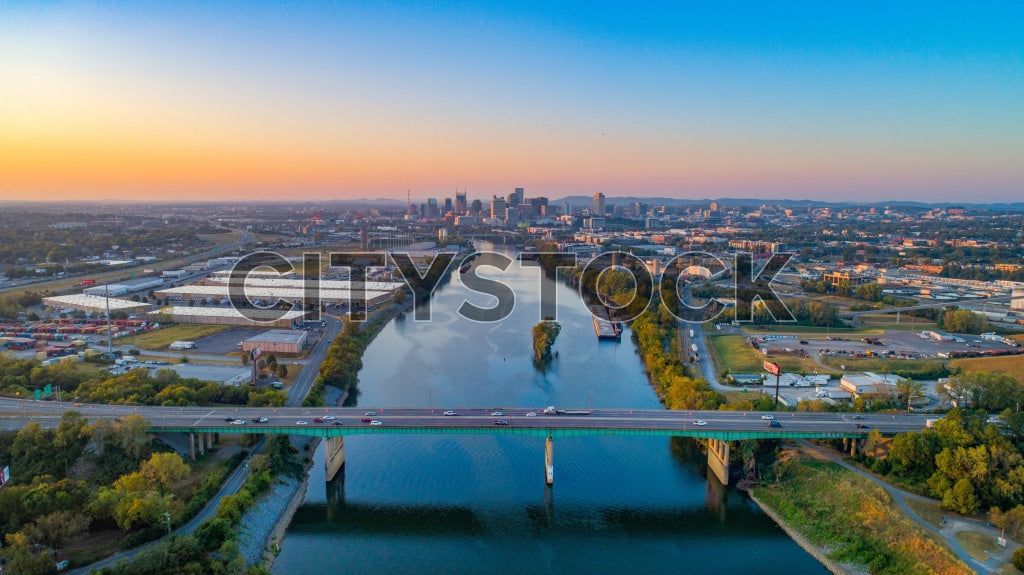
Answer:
(361, 417, 372, 423)
(313, 417, 324, 423)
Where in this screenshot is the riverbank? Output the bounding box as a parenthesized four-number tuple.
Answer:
(746, 490, 856, 575)
(750, 449, 972, 574)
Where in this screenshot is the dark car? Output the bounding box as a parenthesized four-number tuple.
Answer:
(493, 419, 510, 426)
(854, 423, 866, 429)
(361, 417, 373, 423)
(224, 417, 234, 422)
(332, 421, 344, 426)
(769, 420, 782, 428)
(313, 417, 324, 423)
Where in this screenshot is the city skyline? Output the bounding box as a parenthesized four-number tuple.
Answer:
(2, 2, 1023, 203)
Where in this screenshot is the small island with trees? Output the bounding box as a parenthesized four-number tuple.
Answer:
(531, 318, 561, 369)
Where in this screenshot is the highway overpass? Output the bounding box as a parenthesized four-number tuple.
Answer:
(0, 399, 933, 485)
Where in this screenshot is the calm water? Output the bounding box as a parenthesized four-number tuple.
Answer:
(273, 248, 826, 575)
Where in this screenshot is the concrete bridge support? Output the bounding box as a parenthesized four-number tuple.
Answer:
(843, 437, 861, 456)
(325, 436, 346, 482)
(707, 438, 730, 485)
(545, 436, 554, 486)
(188, 433, 196, 461)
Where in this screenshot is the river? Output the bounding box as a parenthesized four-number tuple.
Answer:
(272, 248, 827, 574)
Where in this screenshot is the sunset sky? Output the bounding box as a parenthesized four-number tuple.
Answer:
(2, 2, 1022, 203)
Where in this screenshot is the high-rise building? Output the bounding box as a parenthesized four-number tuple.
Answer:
(490, 196, 507, 219)
(455, 191, 467, 214)
(592, 192, 606, 216)
(443, 197, 453, 214)
(508, 187, 524, 207)
(471, 199, 483, 215)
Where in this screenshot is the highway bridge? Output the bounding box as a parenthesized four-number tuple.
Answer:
(0, 399, 934, 485)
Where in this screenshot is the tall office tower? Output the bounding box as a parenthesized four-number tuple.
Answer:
(592, 192, 606, 216)
(508, 187, 524, 207)
(455, 191, 467, 214)
(490, 196, 507, 219)
(427, 198, 439, 218)
(471, 199, 483, 215)
(443, 197, 453, 214)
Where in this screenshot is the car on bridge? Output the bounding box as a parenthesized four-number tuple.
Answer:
(230, 419, 246, 425)
(296, 420, 308, 425)
(525, 412, 537, 417)
(490, 411, 504, 416)
(313, 417, 323, 423)
(322, 415, 335, 420)
(252, 417, 268, 423)
(364, 411, 377, 416)
(693, 420, 707, 426)
(769, 420, 782, 428)
(761, 415, 774, 420)
(493, 419, 509, 426)
(443, 410, 458, 416)
(370, 420, 383, 426)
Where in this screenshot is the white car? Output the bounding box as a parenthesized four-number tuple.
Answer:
(321, 415, 335, 420)
(370, 420, 383, 426)
(296, 420, 308, 425)
(525, 412, 537, 417)
(443, 410, 458, 416)
(761, 415, 774, 420)
(693, 420, 708, 426)
(230, 419, 246, 425)
(490, 411, 504, 416)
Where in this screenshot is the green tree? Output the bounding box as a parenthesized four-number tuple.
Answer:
(112, 414, 152, 461)
(943, 478, 979, 514)
(140, 452, 191, 495)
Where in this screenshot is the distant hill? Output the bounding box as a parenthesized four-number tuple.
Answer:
(552, 195, 1024, 211)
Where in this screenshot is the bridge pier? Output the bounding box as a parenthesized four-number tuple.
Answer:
(545, 436, 554, 485)
(706, 438, 730, 485)
(188, 433, 196, 461)
(325, 436, 345, 482)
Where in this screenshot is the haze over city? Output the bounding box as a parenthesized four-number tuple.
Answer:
(1, 2, 1022, 202)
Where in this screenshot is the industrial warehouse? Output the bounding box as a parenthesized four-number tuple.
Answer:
(240, 329, 308, 355)
(42, 294, 154, 316)
(148, 306, 308, 329)
(153, 284, 396, 308)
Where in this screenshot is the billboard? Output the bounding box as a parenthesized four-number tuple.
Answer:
(763, 361, 781, 376)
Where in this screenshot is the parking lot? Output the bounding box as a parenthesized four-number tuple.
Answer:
(758, 331, 1017, 360)
(191, 328, 273, 355)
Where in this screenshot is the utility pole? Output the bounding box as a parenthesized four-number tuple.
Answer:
(106, 284, 113, 360)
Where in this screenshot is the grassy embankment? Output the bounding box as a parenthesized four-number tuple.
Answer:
(753, 454, 971, 574)
(709, 334, 830, 376)
(117, 324, 231, 350)
(951, 354, 1024, 384)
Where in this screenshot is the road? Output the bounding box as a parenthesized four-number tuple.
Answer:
(0, 399, 936, 436)
(680, 285, 730, 391)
